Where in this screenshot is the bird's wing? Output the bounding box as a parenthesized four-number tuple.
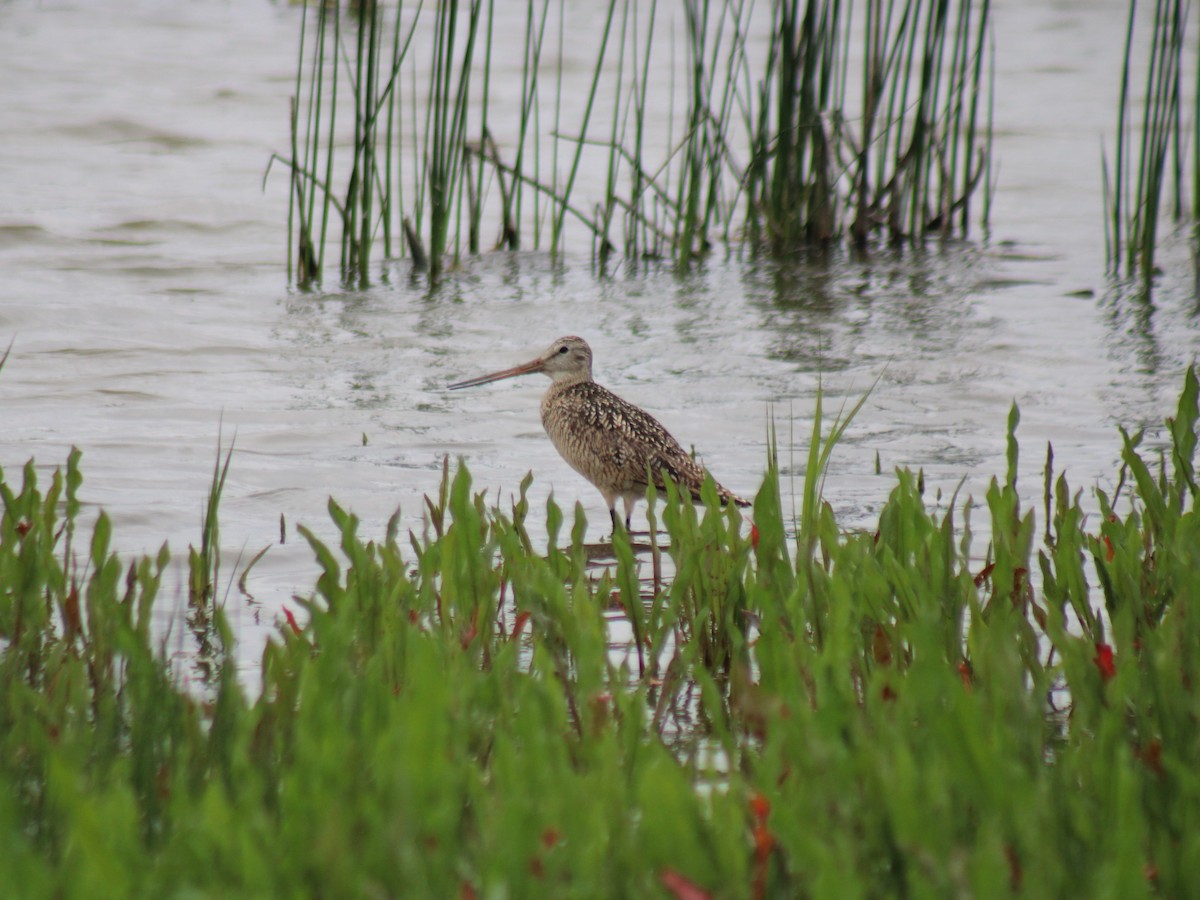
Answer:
(555, 383, 708, 496)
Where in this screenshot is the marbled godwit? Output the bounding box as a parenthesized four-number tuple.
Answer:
(448, 336, 749, 530)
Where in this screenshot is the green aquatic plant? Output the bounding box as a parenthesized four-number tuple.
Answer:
(742, 0, 994, 251)
(272, 0, 994, 283)
(5, 368, 1197, 894)
(1105, 0, 1196, 283)
(185, 432, 236, 685)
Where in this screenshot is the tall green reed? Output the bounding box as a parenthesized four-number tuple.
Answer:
(743, 0, 993, 252)
(186, 435, 236, 684)
(273, 0, 994, 284)
(1104, 0, 1195, 285)
(424, 1, 485, 277)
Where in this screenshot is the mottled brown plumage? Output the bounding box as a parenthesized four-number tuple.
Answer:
(448, 336, 749, 530)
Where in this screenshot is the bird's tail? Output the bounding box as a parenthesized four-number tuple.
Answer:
(721, 488, 752, 509)
(696, 479, 750, 509)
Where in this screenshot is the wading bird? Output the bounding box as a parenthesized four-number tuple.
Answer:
(448, 336, 749, 530)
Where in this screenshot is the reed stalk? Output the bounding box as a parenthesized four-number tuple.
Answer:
(317, 3, 339, 281)
(595, 1, 630, 265)
(550, 1, 619, 256)
(627, 0, 659, 259)
(468, 1, 496, 255)
(187, 434, 233, 614)
(505, 0, 552, 251)
(426, 1, 479, 278)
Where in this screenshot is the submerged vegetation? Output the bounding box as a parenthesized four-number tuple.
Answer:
(272, 0, 994, 285)
(1, 367, 1199, 895)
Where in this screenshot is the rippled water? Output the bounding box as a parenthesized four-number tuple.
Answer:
(2, 1, 1197, 676)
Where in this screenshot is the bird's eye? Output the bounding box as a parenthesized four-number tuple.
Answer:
(558, 345, 569, 354)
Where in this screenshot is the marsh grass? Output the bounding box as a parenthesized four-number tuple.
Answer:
(185, 434, 236, 685)
(2, 367, 1199, 894)
(272, 0, 993, 285)
(1105, 0, 1198, 283)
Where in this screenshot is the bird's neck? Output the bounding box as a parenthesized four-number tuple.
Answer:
(542, 375, 592, 413)
(546, 372, 593, 390)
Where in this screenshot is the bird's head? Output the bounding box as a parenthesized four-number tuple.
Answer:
(448, 335, 594, 390)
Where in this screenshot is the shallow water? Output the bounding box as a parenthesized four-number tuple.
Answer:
(2, 1, 1197, 678)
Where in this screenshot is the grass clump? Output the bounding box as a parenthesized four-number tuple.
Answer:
(742, 0, 993, 253)
(1104, 0, 1198, 284)
(2, 368, 1200, 895)
(272, 0, 993, 285)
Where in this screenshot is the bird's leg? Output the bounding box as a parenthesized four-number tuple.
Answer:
(622, 496, 637, 533)
(609, 507, 621, 535)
